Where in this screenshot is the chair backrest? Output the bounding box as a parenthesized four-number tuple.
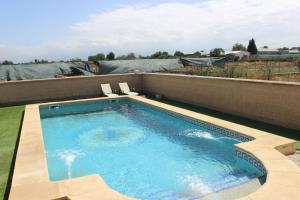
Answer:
(101, 84, 113, 94)
(119, 82, 130, 93)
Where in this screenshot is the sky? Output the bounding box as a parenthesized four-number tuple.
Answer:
(0, 0, 300, 62)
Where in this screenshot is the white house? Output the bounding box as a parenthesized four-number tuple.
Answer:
(225, 51, 250, 59)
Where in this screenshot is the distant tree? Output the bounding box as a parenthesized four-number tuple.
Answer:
(34, 59, 48, 64)
(97, 53, 106, 60)
(263, 46, 268, 48)
(184, 51, 202, 58)
(88, 53, 105, 62)
(209, 48, 225, 57)
(150, 51, 161, 59)
(174, 51, 184, 57)
(247, 38, 258, 55)
(159, 51, 170, 59)
(116, 55, 125, 60)
(192, 51, 202, 57)
(278, 47, 289, 51)
(125, 52, 136, 60)
(106, 52, 115, 60)
(138, 55, 148, 59)
(232, 43, 246, 51)
(116, 53, 136, 60)
(290, 47, 300, 51)
(1, 60, 13, 65)
(150, 51, 170, 59)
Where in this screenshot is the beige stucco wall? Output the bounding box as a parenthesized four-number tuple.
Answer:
(0, 74, 142, 105)
(1, 73, 299, 130)
(142, 73, 300, 130)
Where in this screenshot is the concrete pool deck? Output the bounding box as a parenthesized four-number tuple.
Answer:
(9, 96, 300, 200)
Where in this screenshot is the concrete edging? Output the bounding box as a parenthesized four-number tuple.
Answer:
(9, 96, 299, 200)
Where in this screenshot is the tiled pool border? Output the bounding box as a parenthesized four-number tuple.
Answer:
(9, 96, 299, 200)
(235, 149, 266, 175)
(130, 99, 268, 174)
(130, 98, 254, 142)
(128, 98, 269, 175)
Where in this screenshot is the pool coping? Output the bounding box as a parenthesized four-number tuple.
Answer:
(9, 96, 300, 200)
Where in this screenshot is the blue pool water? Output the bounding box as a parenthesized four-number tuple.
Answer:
(40, 99, 263, 199)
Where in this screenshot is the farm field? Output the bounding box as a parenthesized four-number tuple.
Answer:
(169, 60, 300, 82)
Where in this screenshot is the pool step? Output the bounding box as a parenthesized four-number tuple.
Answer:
(145, 173, 254, 200)
(202, 177, 263, 200)
(212, 173, 252, 191)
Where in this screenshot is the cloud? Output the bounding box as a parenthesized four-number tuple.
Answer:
(1, 0, 300, 62)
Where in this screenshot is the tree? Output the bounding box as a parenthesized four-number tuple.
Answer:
(34, 59, 48, 64)
(138, 55, 149, 59)
(126, 52, 136, 60)
(209, 48, 225, 57)
(291, 47, 300, 51)
(106, 52, 115, 60)
(174, 51, 184, 57)
(88, 53, 105, 62)
(124, 53, 136, 60)
(247, 38, 258, 55)
(150, 51, 170, 59)
(278, 47, 289, 51)
(1, 60, 13, 65)
(232, 43, 246, 51)
(192, 51, 202, 57)
(184, 51, 202, 58)
(116, 53, 136, 60)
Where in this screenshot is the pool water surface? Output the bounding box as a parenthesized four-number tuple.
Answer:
(40, 99, 263, 199)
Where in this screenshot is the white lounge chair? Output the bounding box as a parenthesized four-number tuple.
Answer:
(101, 84, 119, 97)
(119, 82, 139, 96)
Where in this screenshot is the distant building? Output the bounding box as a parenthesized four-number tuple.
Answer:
(258, 48, 300, 57)
(225, 51, 250, 60)
(288, 50, 300, 55)
(258, 48, 282, 56)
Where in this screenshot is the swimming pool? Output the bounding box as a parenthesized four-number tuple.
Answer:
(40, 98, 264, 199)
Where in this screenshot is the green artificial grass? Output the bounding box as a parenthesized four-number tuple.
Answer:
(151, 97, 300, 150)
(0, 106, 24, 200)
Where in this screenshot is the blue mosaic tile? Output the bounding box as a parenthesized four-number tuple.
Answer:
(130, 99, 266, 174)
(132, 99, 254, 142)
(236, 149, 266, 175)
